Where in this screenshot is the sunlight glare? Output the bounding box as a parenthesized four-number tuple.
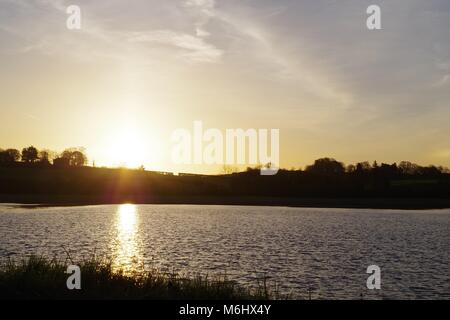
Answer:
(109, 126, 146, 168)
(112, 204, 143, 274)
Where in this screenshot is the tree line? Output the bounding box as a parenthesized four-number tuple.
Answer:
(304, 157, 449, 176)
(242, 157, 449, 177)
(0, 152, 449, 200)
(0, 146, 87, 167)
(2, 145, 449, 177)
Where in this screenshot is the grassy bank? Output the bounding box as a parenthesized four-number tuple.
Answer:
(0, 256, 273, 300)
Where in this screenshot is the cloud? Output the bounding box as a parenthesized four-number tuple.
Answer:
(209, 4, 354, 108)
(434, 74, 450, 87)
(0, 0, 224, 64)
(2, 1, 450, 121)
(183, 0, 216, 38)
(128, 30, 223, 62)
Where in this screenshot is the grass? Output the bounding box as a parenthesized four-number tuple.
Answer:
(0, 255, 275, 300)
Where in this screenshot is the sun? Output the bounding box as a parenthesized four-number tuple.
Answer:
(108, 126, 146, 168)
(99, 113, 164, 170)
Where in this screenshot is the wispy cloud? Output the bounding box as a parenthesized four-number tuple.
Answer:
(184, 0, 216, 37)
(434, 74, 450, 87)
(128, 30, 223, 62)
(0, 0, 224, 64)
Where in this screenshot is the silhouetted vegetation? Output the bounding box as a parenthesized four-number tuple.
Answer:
(0, 149, 20, 164)
(60, 148, 88, 167)
(1, 147, 450, 207)
(21, 146, 39, 163)
(0, 146, 87, 168)
(0, 256, 273, 300)
(305, 158, 345, 175)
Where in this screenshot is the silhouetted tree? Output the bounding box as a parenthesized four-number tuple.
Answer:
(0, 148, 21, 164)
(355, 161, 371, 174)
(38, 149, 57, 165)
(306, 158, 345, 175)
(61, 148, 87, 167)
(53, 157, 70, 168)
(38, 150, 49, 165)
(8, 149, 20, 161)
(377, 163, 399, 177)
(399, 161, 420, 175)
(438, 166, 450, 174)
(21, 146, 39, 163)
(418, 166, 441, 177)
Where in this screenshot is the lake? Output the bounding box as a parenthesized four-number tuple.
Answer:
(0, 204, 449, 299)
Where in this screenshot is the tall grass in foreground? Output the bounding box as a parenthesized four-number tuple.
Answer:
(0, 256, 277, 300)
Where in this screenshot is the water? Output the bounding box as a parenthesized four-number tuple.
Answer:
(0, 204, 449, 299)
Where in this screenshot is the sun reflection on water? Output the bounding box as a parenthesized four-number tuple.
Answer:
(112, 204, 143, 274)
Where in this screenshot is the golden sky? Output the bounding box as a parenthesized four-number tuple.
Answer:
(1, 0, 450, 173)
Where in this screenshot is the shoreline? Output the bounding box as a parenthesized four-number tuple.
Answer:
(1, 194, 450, 210)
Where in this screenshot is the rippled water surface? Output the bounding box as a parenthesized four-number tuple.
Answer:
(0, 204, 449, 299)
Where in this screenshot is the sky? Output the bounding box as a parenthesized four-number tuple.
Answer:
(1, 0, 450, 173)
